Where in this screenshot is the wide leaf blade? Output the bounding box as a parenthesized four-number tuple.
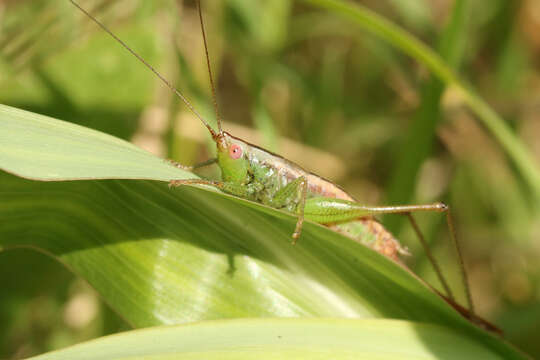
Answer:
(0, 104, 190, 181)
(0, 105, 521, 357)
(27, 319, 521, 360)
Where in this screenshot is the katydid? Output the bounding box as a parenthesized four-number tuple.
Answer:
(70, 0, 493, 330)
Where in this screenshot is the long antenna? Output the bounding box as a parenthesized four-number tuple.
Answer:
(69, 0, 218, 138)
(196, 0, 222, 133)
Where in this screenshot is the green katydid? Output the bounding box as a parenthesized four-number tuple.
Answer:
(71, 0, 496, 331)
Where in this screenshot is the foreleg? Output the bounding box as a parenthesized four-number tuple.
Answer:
(169, 178, 251, 198)
(167, 158, 217, 171)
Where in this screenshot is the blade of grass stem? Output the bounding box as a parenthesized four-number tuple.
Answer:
(302, 0, 540, 202)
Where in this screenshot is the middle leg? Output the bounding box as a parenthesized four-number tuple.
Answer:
(271, 176, 308, 243)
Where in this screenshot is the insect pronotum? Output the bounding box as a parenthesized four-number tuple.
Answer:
(70, 0, 490, 330)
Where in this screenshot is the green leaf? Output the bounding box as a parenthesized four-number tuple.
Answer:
(0, 105, 523, 358)
(385, 0, 469, 231)
(26, 318, 520, 360)
(0, 104, 190, 181)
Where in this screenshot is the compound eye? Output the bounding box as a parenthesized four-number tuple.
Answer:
(229, 144, 243, 159)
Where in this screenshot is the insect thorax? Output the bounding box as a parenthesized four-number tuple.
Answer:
(245, 143, 352, 204)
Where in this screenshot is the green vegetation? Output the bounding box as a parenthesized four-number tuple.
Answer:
(1, 0, 538, 358)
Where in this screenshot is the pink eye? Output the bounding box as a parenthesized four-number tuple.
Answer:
(229, 144, 243, 159)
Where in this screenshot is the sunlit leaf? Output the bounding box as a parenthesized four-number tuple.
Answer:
(0, 104, 189, 181)
(0, 104, 524, 357)
(27, 318, 521, 360)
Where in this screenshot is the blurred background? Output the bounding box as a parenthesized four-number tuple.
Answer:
(0, 0, 539, 358)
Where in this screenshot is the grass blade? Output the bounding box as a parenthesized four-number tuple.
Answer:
(385, 0, 469, 231)
(301, 0, 540, 201)
(0, 104, 190, 181)
(27, 318, 525, 360)
(0, 104, 522, 357)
